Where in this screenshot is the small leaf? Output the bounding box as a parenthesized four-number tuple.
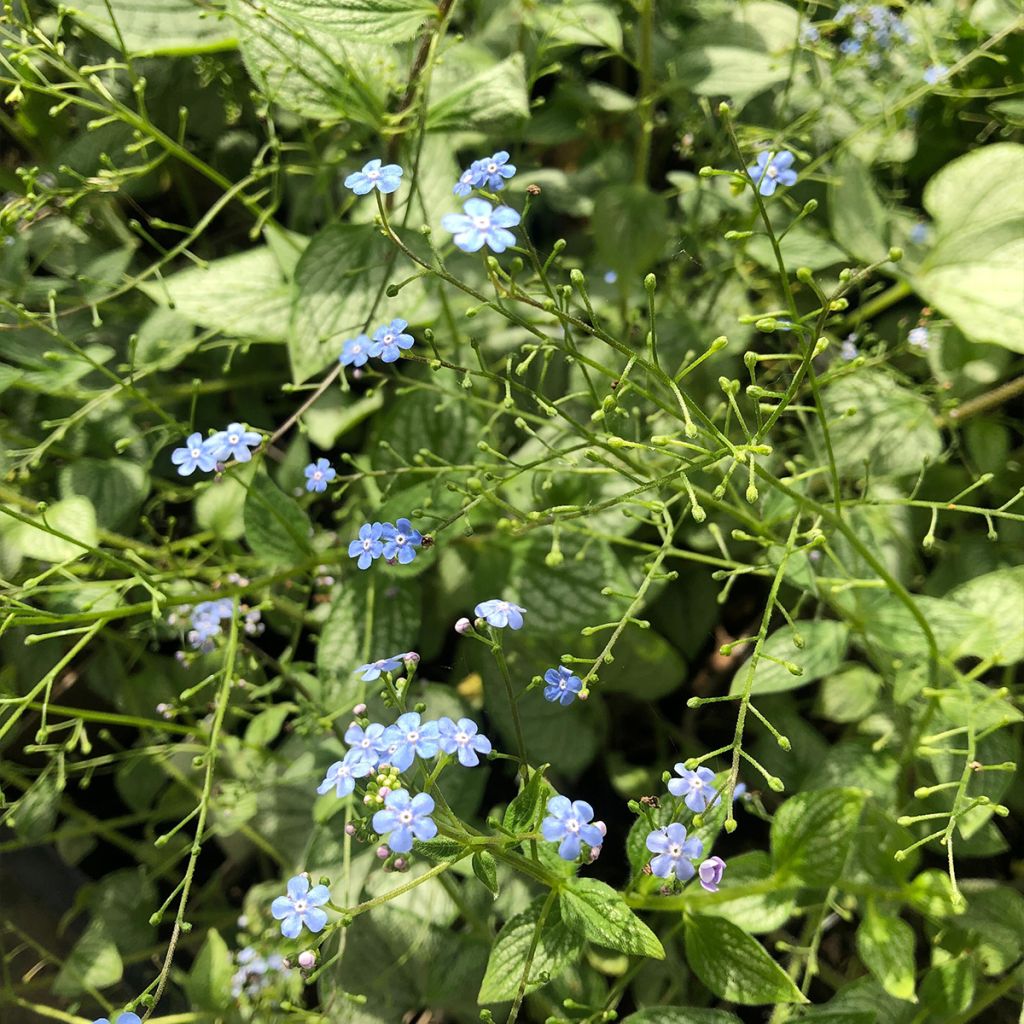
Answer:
(730, 620, 848, 697)
(830, 152, 890, 262)
(471, 851, 499, 897)
(503, 765, 552, 835)
(243, 468, 312, 565)
(855, 905, 917, 1003)
(771, 788, 865, 888)
(560, 878, 664, 959)
(684, 914, 807, 1005)
(64, 0, 236, 55)
(53, 918, 123, 996)
(184, 928, 235, 1011)
(10, 496, 99, 564)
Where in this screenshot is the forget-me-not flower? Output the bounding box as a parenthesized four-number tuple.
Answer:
(453, 161, 485, 197)
(344, 159, 404, 196)
(924, 64, 947, 85)
(354, 655, 405, 682)
(349, 522, 385, 569)
(543, 665, 583, 706)
(477, 150, 516, 191)
(171, 432, 218, 476)
(840, 335, 859, 361)
(382, 712, 439, 772)
(746, 151, 798, 196)
(698, 855, 727, 892)
(668, 763, 720, 813)
(442, 198, 520, 254)
(369, 319, 414, 363)
(304, 458, 336, 493)
(381, 518, 423, 563)
(344, 721, 386, 765)
(541, 795, 604, 860)
(372, 788, 437, 852)
(908, 326, 930, 350)
(210, 422, 261, 463)
(475, 599, 526, 630)
(340, 334, 372, 368)
(317, 750, 374, 798)
(92, 1015, 142, 1024)
(646, 822, 704, 881)
(270, 875, 330, 939)
(438, 717, 492, 767)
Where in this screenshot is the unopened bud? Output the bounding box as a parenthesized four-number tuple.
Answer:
(298, 950, 316, 969)
(455, 617, 471, 634)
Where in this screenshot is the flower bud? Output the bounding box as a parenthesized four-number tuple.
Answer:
(344, 823, 356, 836)
(455, 617, 472, 634)
(376, 845, 390, 859)
(298, 950, 316, 970)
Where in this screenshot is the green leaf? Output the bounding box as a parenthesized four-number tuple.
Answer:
(59, 459, 147, 532)
(912, 143, 1024, 352)
(684, 913, 807, 1005)
(747, 225, 846, 272)
(817, 665, 882, 723)
(593, 184, 668, 278)
(830, 152, 890, 263)
(9, 496, 99, 563)
(919, 957, 974, 1018)
(820, 371, 943, 478)
(945, 566, 1024, 665)
(53, 918, 123, 996)
(621, 1011, 743, 1024)
(242, 0, 436, 40)
(530, 1, 623, 50)
(479, 895, 583, 1003)
(559, 878, 664, 959)
(64, 0, 236, 55)
(11, 772, 59, 843)
(472, 852, 499, 897)
(195, 463, 254, 541)
(503, 765, 552, 834)
(730, 620, 848, 697)
(141, 247, 294, 341)
(185, 928, 234, 1011)
(243, 468, 312, 565)
(771, 788, 865, 887)
(245, 705, 292, 747)
(427, 52, 530, 131)
(856, 905, 917, 1003)
(703, 850, 798, 935)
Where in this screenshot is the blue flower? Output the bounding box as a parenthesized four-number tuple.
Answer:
(340, 334, 372, 368)
(186, 598, 234, 650)
(442, 198, 520, 254)
(667, 763, 720, 813)
(270, 875, 330, 939)
(698, 855, 727, 892)
(541, 795, 604, 860)
(543, 665, 583, 706)
(348, 522, 385, 570)
(344, 721, 387, 764)
(646, 822, 703, 881)
(800, 22, 820, 43)
(746, 150, 798, 196)
(840, 336, 859, 361)
(344, 158, 404, 196)
(91, 1015, 142, 1024)
(304, 458, 336, 493)
(210, 422, 261, 463)
(908, 326, 930, 350)
(603, 270, 618, 284)
(839, 38, 862, 55)
(381, 712, 439, 772)
(923, 64, 947, 85)
(474, 599, 526, 630)
(369, 319, 414, 363)
(477, 150, 516, 191)
(453, 160, 486, 197)
(372, 788, 437, 853)
(381, 518, 423, 564)
(317, 750, 374, 798)
(437, 717, 492, 767)
(909, 222, 930, 245)
(171, 431, 218, 476)
(354, 655, 405, 682)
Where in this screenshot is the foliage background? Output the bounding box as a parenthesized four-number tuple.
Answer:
(0, 1, 1022, 1023)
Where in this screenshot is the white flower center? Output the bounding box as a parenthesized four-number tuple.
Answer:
(383, 333, 394, 344)
(406, 730, 419, 743)
(190, 448, 201, 458)
(455, 731, 468, 744)
(669, 843, 682, 858)
(352, 343, 362, 353)
(229, 433, 239, 444)
(362, 539, 372, 551)
(313, 471, 322, 480)
(368, 169, 380, 180)
(293, 899, 308, 913)
(690, 777, 703, 791)
(559, 681, 566, 690)
(487, 162, 497, 173)
(394, 534, 406, 545)
(566, 818, 580, 834)
(767, 165, 778, 178)
(399, 810, 413, 824)
(473, 215, 491, 229)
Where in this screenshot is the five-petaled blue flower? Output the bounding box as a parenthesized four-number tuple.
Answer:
(171, 432, 218, 477)
(668, 763, 720, 813)
(369, 319, 414, 363)
(542, 795, 604, 860)
(270, 875, 330, 939)
(475, 599, 526, 630)
(92, 1015, 142, 1024)
(438, 717, 492, 767)
(210, 422, 261, 463)
(317, 749, 374, 798)
(354, 655, 405, 682)
(442, 198, 521, 254)
(646, 822, 704, 881)
(476, 150, 516, 191)
(344, 159, 403, 196)
(349, 522, 385, 570)
(340, 334, 372, 367)
(543, 665, 583, 705)
(382, 518, 423, 564)
(746, 151, 798, 196)
(453, 161, 485, 197)
(382, 712, 439, 772)
(304, 457, 336, 493)
(344, 721, 386, 765)
(372, 788, 438, 853)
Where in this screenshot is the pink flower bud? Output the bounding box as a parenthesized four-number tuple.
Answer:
(378, 786, 391, 799)
(698, 855, 726, 893)
(393, 857, 408, 871)
(298, 950, 316, 970)
(455, 617, 471, 634)
(589, 845, 602, 863)
(594, 820, 607, 837)
(344, 823, 356, 836)
(353, 703, 367, 716)
(404, 651, 420, 664)
(376, 844, 390, 859)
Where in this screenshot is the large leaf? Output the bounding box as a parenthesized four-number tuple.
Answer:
(911, 143, 1024, 352)
(478, 896, 583, 1002)
(242, 468, 313, 565)
(560, 878, 664, 959)
(771, 788, 865, 887)
(53, 918, 123, 996)
(856, 905, 917, 1003)
(945, 565, 1024, 665)
(684, 914, 806, 1005)
(8, 496, 99, 563)
(63, 0, 236, 55)
(236, 0, 436, 40)
(621, 1012, 742, 1024)
(184, 929, 234, 1011)
(593, 183, 668, 278)
(427, 52, 530, 131)
(141, 247, 294, 341)
(59, 459, 147, 532)
(830, 152, 890, 263)
(730, 620, 848, 697)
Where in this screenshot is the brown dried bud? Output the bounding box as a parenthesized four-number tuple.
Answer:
(526, 184, 541, 196)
